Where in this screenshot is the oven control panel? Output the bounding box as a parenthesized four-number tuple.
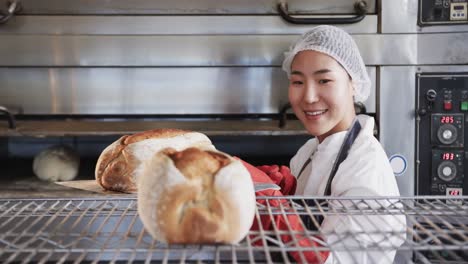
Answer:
(416, 74, 468, 196)
(419, 0, 468, 25)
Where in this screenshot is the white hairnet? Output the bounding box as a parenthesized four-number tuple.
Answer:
(282, 25, 371, 102)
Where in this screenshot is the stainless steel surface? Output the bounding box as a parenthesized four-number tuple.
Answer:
(0, 67, 288, 114)
(418, 33, 468, 64)
(379, 66, 468, 197)
(0, 196, 467, 263)
(379, 67, 417, 197)
(0, 15, 378, 35)
(0, 120, 308, 137)
(381, 0, 468, 33)
(365, 67, 376, 113)
(366, 34, 417, 65)
(11, 0, 376, 14)
(381, 0, 418, 33)
(0, 35, 413, 66)
(0, 67, 376, 115)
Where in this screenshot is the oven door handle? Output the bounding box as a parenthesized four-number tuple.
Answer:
(277, 1, 368, 25)
(0, 1, 21, 25)
(0, 106, 16, 129)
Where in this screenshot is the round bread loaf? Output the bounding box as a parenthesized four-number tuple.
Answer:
(95, 129, 215, 193)
(33, 145, 80, 182)
(137, 147, 256, 244)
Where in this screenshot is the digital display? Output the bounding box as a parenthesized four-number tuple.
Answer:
(442, 152, 455, 160)
(448, 189, 461, 196)
(454, 5, 465, 10)
(441, 116, 454, 124)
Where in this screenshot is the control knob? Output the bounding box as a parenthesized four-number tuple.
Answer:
(437, 124, 457, 145)
(437, 161, 457, 182)
(426, 89, 437, 102)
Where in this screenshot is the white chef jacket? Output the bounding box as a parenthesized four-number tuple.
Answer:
(290, 115, 406, 264)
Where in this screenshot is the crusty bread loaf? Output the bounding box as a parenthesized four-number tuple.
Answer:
(95, 129, 215, 193)
(137, 147, 256, 244)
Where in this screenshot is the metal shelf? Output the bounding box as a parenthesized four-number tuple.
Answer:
(0, 119, 307, 137)
(0, 196, 467, 263)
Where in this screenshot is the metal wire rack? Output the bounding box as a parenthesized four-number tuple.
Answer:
(0, 196, 467, 263)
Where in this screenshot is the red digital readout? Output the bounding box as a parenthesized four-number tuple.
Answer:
(441, 116, 454, 124)
(442, 152, 455, 160)
(448, 189, 460, 196)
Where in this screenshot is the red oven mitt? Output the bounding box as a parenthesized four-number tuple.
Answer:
(256, 164, 297, 195)
(239, 159, 330, 264)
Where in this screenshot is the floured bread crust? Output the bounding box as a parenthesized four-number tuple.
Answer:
(137, 147, 256, 244)
(95, 129, 214, 193)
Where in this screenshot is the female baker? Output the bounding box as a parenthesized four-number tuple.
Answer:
(282, 25, 406, 263)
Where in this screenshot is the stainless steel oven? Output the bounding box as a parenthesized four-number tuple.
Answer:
(0, 0, 379, 179)
(379, 0, 468, 197)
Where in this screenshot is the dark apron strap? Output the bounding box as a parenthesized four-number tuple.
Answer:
(299, 118, 362, 229)
(297, 157, 312, 180)
(323, 119, 362, 196)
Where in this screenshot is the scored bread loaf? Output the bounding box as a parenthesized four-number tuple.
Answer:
(137, 147, 256, 244)
(95, 129, 215, 193)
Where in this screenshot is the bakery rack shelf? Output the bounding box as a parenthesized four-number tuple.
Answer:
(0, 196, 467, 263)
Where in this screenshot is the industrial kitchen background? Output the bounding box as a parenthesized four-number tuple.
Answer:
(0, 0, 467, 263)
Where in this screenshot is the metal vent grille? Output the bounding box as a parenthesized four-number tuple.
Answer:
(0, 196, 467, 263)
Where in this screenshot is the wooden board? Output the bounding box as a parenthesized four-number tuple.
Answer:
(54, 180, 136, 196)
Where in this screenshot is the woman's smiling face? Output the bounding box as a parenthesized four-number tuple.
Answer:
(288, 50, 356, 142)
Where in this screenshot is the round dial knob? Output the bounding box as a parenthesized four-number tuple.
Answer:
(437, 124, 457, 145)
(437, 161, 457, 182)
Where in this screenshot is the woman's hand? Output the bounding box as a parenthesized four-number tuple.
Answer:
(255, 165, 297, 195)
(238, 158, 329, 264)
